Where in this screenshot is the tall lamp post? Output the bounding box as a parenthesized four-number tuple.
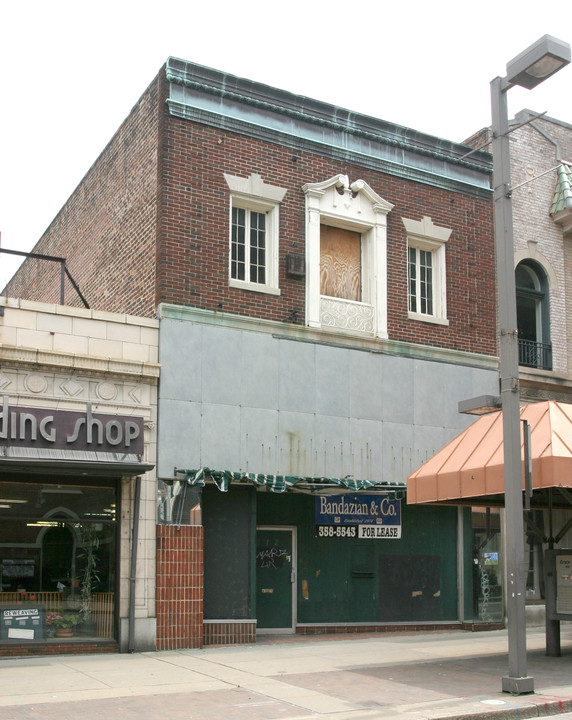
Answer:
(491, 34, 570, 695)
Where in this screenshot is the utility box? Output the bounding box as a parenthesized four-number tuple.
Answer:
(544, 549, 572, 656)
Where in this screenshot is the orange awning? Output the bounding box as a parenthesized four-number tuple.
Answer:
(407, 400, 572, 507)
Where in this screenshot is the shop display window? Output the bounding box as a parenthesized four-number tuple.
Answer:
(0, 478, 117, 643)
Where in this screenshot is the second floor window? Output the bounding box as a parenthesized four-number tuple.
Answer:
(225, 172, 287, 296)
(516, 260, 552, 370)
(231, 206, 267, 284)
(403, 216, 451, 326)
(408, 246, 433, 315)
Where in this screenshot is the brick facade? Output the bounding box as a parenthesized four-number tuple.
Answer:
(156, 524, 203, 650)
(510, 114, 572, 378)
(467, 113, 572, 399)
(3, 59, 502, 651)
(6, 75, 162, 317)
(5, 61, 497, 358)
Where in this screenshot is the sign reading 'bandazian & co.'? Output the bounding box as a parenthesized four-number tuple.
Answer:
(315, 494, 402, 539)
(0, 396, 144, 455)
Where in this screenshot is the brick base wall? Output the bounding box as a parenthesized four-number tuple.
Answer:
(203, 620, 256, 646)
(296, 622, 465, 635)
(0, 641, 118, 657)
(156, 524, 203, 650)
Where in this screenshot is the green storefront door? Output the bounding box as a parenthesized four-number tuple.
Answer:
(256, 527, 295, 632)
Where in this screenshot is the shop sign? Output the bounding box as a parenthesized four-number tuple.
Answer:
(1, 606, 44, 640)
(0, 396, 144, 454)
(315, 494, 401, 539)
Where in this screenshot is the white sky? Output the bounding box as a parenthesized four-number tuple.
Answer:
(1, 0, 572, 288)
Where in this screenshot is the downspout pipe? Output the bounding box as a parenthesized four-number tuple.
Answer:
(128, 475, 142, 653)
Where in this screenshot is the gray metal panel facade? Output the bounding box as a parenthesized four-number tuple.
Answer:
(157, 309, 498, 485)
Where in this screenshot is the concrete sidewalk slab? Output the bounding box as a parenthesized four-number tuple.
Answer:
(0, 627, 571, 719)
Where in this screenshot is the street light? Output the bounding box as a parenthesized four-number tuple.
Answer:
(491, 34, 570, 695)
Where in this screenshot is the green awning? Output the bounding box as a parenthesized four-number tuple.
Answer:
(551, 163, 572, 215)
(177, 467, 406, 497)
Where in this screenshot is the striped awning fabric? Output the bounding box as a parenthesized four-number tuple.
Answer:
(177, 467, 405, 496)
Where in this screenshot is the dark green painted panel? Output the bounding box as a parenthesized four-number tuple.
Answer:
(202, 485, 255, 619)
(462, 506, 474, 621)
(257, 492, 458, 623)
(256, 529, 293, 628)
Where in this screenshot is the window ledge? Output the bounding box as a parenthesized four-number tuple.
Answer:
(229, 279, 281, 296)
(407, 311, 449, 327)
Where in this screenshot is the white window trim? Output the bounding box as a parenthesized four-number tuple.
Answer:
(224, 173, 287, 295)
(302, 174, 394, 339)
(403, 215, 451, 326)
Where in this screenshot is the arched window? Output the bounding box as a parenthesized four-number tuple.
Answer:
(515, 260, 552, 370)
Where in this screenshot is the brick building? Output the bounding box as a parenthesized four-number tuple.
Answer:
(4, 59, 500, 648)
(465, 112, 572, 617)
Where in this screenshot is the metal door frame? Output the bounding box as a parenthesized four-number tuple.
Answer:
(256, 525, 297, 634)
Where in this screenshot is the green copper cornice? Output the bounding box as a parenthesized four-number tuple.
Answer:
(551, 163, 572, 214)
(165, 57, 492, 198)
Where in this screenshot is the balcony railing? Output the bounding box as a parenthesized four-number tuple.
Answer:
(518, 338, 552, 370)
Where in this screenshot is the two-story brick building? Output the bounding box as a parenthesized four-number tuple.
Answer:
(4, 58, 500, 649)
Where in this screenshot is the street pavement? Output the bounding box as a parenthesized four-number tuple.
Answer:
(0, 626, 571, 719)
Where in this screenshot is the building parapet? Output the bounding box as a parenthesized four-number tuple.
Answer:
(166, 58, 492, 198)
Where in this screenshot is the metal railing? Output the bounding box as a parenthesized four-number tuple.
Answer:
(0, 248, 89, 308)
(518, 338, 552, 370)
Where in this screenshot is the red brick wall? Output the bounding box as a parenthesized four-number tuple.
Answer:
(157, 114, 496, 355)
(156, 524, 203, 650)
(5, 67, 496, 356)
(4, 72, 164, 317)
(203, 620, 256, 646)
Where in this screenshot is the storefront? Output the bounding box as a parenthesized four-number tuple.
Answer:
(0, 297, 159, 655)
(159, 469, 464, 644)
(0, 399, 152, 651)
(1, 477, 119, 643)
(407, 400, 572, 629)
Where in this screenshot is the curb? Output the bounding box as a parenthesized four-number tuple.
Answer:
(441, 696, 572, 720)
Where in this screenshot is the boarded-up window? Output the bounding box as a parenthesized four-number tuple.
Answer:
(320, 226, 361, 301)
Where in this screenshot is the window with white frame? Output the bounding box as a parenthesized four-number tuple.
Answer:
(403, 216, 451, 325)
(224, 173, 287, 295)
(302, 175, 394, 339)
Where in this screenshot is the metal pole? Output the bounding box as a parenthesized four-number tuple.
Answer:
(491, 76, 534, 694)
(60, 261, 65, 305)
(128, 475, 142, 653)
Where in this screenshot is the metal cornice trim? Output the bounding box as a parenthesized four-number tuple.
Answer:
(166, 100, 492, 199)
(165, 83, 490, 175)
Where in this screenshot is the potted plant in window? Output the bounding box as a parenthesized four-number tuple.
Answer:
(45, 612, 60, 638)
(49, 612, 82, 637)
(77, 525, 100, 636)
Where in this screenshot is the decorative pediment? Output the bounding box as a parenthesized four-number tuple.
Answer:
(303, 174, 393, 338)
(302, 175, 394, 223)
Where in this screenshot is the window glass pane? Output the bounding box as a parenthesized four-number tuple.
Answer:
(408, 247, 434, 316)
(0, 480, 117, 643)
(516, 264, 537, 291)
(249, 211, 266, 284)
(517, 295, 538, 342)
(408, 247, 417, 313)
(419, 250, 433, 315)
(231, 207, 246, 280)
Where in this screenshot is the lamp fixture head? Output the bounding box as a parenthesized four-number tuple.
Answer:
(458, 395, 502, 416)
(506, 34, 570, 90)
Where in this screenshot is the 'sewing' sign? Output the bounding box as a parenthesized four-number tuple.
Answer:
(0, 397, 144, 454)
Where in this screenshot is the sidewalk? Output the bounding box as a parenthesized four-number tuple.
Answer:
(0, 627, 571, 719)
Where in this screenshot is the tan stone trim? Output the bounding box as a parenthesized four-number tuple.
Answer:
(0, 346, 160, 380)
